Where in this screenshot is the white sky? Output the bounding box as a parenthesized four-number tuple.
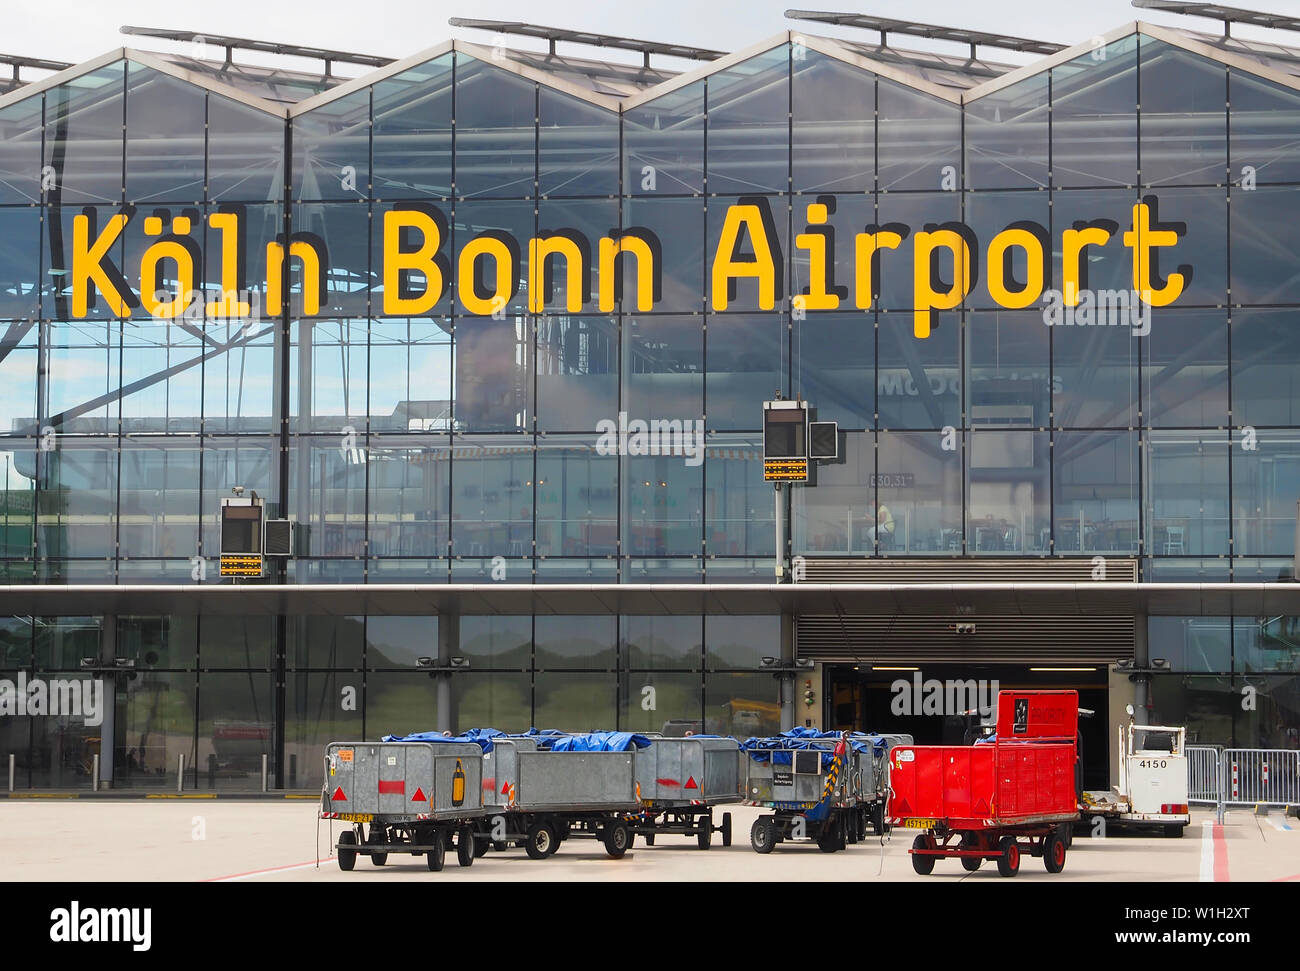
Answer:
(7, 0, 1300, 77)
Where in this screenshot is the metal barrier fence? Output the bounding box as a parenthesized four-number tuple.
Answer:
(1187, 745, 1223, 805)
(1222, 749, 1300, 807)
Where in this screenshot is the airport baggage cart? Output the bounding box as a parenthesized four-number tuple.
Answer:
(320, 738, 489, 873)
(888, 690, 1080, 877)
(630, 735, 744, 848)
(742, 730, 859, 853)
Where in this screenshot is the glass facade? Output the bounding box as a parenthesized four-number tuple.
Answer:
(2, 29, 1299, 783)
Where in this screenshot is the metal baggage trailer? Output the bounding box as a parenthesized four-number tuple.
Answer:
(320, 740, 488, 872)
(469, 736, 645, 860)
(630, 736, 744, 848)
(888, 690, 1081, 877)
(743, 732, 858, 854)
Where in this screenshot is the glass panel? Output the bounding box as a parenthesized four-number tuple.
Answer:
(293, 201, 370, 318)
(705, 432, 771, 557)
(534, 615, 616, 669)
(1230, 185, 1300, 305)
(967, 429, 1048, 553)
(877, 314, 960, 430)
(198, 615, 272, 669)
(1146, 615, 1228, 676)
(286, 615, 364, 670)
(292, 89, 369, 202)
(967, 311, 1050, 427)
(793, 429, 872, 554)
(794, 314, 873, 429)
(0, 95, 44, 205)
(0, 439, 35, 558)
(706, 195, 788, 314)
(706, 615, 778, 669)
(703, 671, 780, 735)
(454, 319, 532, 432)
(1139, 40, 1227, 187)
(534, 435, 617, 558)
(620, 671, 701, 734)
(706, 45, 789, 195)
(878, 430, 964, 554)
(1145, 187, 1225, 306)
(289, 436, 368, 557)
(706, 314, 785, 429)
(1229, 69, 1300, 185)
(624, 81, 704, 196)
(965, 73, 1050, 190)
(624, 447, 702, 558)
(201, 317, 277, 435)
(0, 207, 41, 319)
(36, 438, 118, 558)
(1231, 429, 1300, 555)
(120, 317, 203, 434)
(1052, 323, 1139, 428)
(116, 615, 197, 670)
(1051, 36, 1138, 188)
(28, 674, 107, 788)
(207, 94, 285, 203)
(536, 315, 617, 432)
(622, 196, 702, 312)
(1052, 430, 1139, 554)
(454, 57, 535, 200)
(0, 616, 32, 668)
(449, 438, 534, 559)
(113, 669, 196, 789)
(539, 87, 618, 198)
(623, 314, 702, 419)
(1147, 430, 1230, 556)
(1231, 309, 1300, 427)
(117, 439, 200, 559)
(125, 65, 206, 204)
(367, 435, 449, 558)
(965, 190, 1050, 310)
(368, 317, 453, 431)
(46, 319, 118, 431)
(198, 437, 276, 554)
(289, 318, 368, 432)
(622, 615, 702, 669)
(364, 671, 437, 737)
(875, 192, 961, 312)
(1144, 309, 1228, 427)
(454, 199, 532, 319)
(372, 55, 454, 200)
(365, 616, 438, 668)
(44, 63, 126, 205)
(1148, 674, 1234, 745)
(792, 50, 874, 193)
(196, 672, 272, 789)
(536, 198, 617, 314)
(451, 673, 532, 733)
(286, 669, 361, 783)
(877, 80, 960, 192)
(34, 616, 100, 669)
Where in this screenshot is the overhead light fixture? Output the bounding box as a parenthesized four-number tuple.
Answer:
(872, 666, 918, 671)
(1029, 667, 1097, 672)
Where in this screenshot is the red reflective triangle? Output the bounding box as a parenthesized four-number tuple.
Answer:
(685, 776, 698, 789)
(502, 781, 510, 794)
(332, 786, 346, 802)
(974, 798, 989, 814)
(895, 797, 910, 814)
(411, 788, 427, 802)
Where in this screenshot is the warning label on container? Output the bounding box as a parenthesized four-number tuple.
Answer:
(1013, 698, 1029, 734)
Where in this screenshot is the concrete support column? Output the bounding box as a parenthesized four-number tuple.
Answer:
(1133, 613, 1149, 727)
(779, 611, 795, 732)
(437, 613, 458, 734)
(98, 615, 115, 789)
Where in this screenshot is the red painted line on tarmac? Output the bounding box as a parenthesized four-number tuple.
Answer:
(1272, 873, 1300, 882)
(1213, 824, 1230, 882)
(204, 857, 336, 882)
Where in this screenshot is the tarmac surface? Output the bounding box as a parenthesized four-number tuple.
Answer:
(1, 801, 1296, 882)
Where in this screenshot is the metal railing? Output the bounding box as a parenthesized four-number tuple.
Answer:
(1186, 745, 1223, 805)
(1223, 748, 1300, 807)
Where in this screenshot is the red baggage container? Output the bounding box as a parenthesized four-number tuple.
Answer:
(887, 690, 1080, 877)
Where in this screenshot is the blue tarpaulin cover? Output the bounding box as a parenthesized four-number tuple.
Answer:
(380, 729, 499, 752)
(536, 731, 652, 752)
(740, 728, 892, 767)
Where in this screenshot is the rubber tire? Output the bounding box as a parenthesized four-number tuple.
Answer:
(751, 816, 777, 854)
(456, 825, 475, 868)
(817, 817, 840, 853)
(525, 822, 556, 860)
(697, 818, 713, 850)
(1044, 831, 1067, 873)
(1165, 824, 1185, 839)
(721, 812, 733, 848)
(474, 839, 489, 858)
(846, 813, 859, 845)
(337, 830, 357, 872)
(603, 820, 631, 859)
(911, 833, 936, 875)
(644, 832, 656, 846)
(996, 836, 1020, 878)
(873, 802, 887, 836)
(960, 833, 983, 872)
(425, 830, 445, 872)
(493, 840, 509, 853)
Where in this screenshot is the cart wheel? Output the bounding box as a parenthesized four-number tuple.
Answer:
(959, 833, 983, 872)
(722, 812, 733, 848)
(817, 819, 840, 853)
(1058, 822, 1073, 849)
(337, 830, 357, 872)
(644, 832, 656, 846)
(996, 836, 1020, 878)
(846, 813, 859, 845)
(493, 840, 509, 853)
(456, 825, 476, 868)
(1044, 831, 1067, 873)
(603, 820, 631, 859)
(1164, 824, 1185, 839)
(556, 821, 572, 842)
(697, 817, 713, 850)
(474, 838, 490, 858)
(525, 821, 556, 860)
(425, 830, 445, 872)
(751, 816, 777, 854)
(911, 834, 936, 875)
(873, 802, 887, 836)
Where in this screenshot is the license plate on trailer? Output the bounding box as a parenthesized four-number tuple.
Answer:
(903, 818, 936, 829)
(337, 813, 373, 823)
